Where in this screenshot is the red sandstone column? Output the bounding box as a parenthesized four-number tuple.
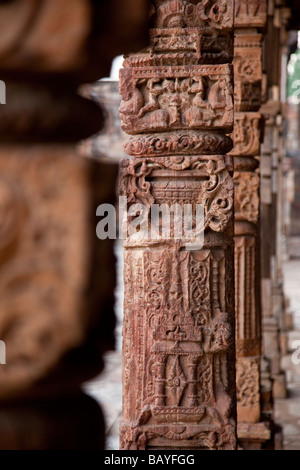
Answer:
(0, 0, 149, 450)
(119, 0, 236, 450)
(231, 0, 273, 449)
(260, 4, 290, 402)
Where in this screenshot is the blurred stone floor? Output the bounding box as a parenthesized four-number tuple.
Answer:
(84, 243, 300, 450)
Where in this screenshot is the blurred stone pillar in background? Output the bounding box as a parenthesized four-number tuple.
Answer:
(119, 0, 237, 450)
(261, 2, 290, 407)
(0, 0, 148, 450)
(231, 0, 273, 449)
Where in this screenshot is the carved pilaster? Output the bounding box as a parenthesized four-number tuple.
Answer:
(119, 0, 236, 450)
(231, 1, 269, 447)
(260, 3, 289, 403)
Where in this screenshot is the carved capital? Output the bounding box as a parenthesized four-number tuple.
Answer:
(120, 156, 234, 239)
(125, 1, 234, 67)
(151, 1, 234, 30)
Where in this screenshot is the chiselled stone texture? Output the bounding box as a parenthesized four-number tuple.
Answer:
(236, 358, 260, 423)
(124, 131, 233, 157)
(230, 113, 262, 157)
(131, 0, 234, 66)
(233, 34, 263, 112)
(120, 0, 236, 450)
(120, 65, 234, 134)
(233, 171, 259, 223)
(234, 0, 267, 29)
(120, 157, 236, 450)
(231, 1, 266, 439)
(120, 155, 234, 235)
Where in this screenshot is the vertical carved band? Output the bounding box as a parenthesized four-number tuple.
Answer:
(231, 2, 266, 426)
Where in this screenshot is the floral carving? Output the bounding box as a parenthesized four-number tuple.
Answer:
(124, 130, 233, 156)
(236, 358, 260, 423)
(234, 171, 259, 223)
(151, 0, 233, 30)
(230, 112, 261, 157)
(233, 35, 262, 112)
(120, 156, 233, 235)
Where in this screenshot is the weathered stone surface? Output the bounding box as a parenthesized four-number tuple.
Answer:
(120, 242, 235, 450)
(124, 131, 233, 157)
(120, 0, 236, 450)
(237, 421, 271, 442)
(120, 155, 233, 235)
(233, 34, 263, 112)
(126, 0, 235, 67)
(234, 0, 267, 29)
(232, 12, 264, 438)
(0, 147, 88, 398)
(234, 172, 260, 224)
(230, 112, 262, 157)
(236, 358, 260, 423)
(119, 65, 233, 135)
(151, 0, 234, 30)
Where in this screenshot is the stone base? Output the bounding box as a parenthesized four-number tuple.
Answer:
(237, 422, 271, 450)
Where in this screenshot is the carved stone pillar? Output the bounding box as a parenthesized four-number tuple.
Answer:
(260, 2, 289, 403)
(0, 0, 149, 450)
(119, 0, 237, 450)
(232, 0, 272, 449)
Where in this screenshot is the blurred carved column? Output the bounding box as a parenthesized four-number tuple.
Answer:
(119, 0, 237, 450)
(260, 3, 290, 404)
(0, 0, 148, 450)
(232, 0, 273, 449)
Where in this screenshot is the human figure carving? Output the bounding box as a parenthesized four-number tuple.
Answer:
(120, 78, 169, 131)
